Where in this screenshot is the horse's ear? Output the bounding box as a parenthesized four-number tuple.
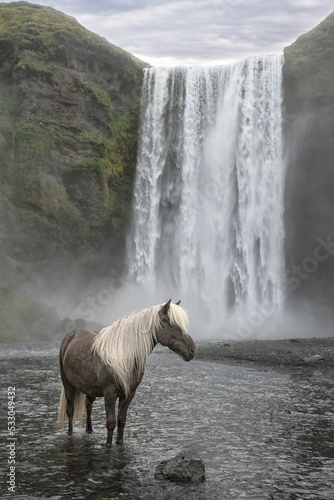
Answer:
(160, 299, 172, 316)
(175, 300, 181, 305)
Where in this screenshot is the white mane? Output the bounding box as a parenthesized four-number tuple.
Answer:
(91, 303, 189, 396)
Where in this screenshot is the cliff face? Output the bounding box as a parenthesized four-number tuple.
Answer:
(0, 2, 148, 340)
(283, 12, 334, 308)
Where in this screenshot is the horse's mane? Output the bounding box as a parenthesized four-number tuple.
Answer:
(91, 303, 189, 396)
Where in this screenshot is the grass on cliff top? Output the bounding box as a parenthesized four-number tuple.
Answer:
(284, 11, 334, 98)
(0, 2, 148, 73)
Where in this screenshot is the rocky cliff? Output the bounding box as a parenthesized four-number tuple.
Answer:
(0, 2, 148, 340)
(283, 11, 334, 312)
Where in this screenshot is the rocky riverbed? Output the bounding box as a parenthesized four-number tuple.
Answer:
(196, 337, 334, 374)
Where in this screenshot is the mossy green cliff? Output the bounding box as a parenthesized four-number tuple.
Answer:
(0, 2, 148, 340)
(283, 11, 334, 306)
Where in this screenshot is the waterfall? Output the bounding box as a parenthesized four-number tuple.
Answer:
(126, 55, 286, 338)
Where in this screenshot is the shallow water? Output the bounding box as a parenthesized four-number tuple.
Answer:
(0, 343, 333, 499)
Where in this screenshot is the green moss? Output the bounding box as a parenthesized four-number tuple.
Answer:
(110, 217, 122, 232)
(88, 86, 113, 119)
(14, 122, 55, 162)
(0, 132, 5, 154)
(0, 83, 19, 115)
(13, 58, 55, 79)
(54, 133, 75, 147)
(284, 11, 334, 100)
(84, 157, 109, 172)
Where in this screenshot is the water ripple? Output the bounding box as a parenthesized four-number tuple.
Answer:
(0, 343, 333, 499)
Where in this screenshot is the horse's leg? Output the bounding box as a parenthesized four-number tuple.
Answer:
(64, 386, 76, 436)
(116, 390, 136, 445)
(104, 387, 118, 447)
(86, 395, 95, 433)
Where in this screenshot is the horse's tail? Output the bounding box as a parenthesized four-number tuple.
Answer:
(57, 386, 67, 431)
(57, 385, 86, 431)
(58, 331, 86, 431)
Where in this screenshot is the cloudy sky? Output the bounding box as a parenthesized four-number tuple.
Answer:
(5, 0, 334, 65)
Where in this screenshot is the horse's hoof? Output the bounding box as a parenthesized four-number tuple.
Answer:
(116, 439, 123, 445)
(106, 442, 112, 448)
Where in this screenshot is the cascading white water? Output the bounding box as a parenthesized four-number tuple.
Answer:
(126, 55, 286, 338)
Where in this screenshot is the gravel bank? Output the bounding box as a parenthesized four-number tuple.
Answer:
(196, 337, 334, 374)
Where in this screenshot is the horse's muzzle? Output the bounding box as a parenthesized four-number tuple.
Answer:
(183, 346, 196, 361)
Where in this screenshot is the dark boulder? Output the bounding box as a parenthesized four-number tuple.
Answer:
(155, 451, 205, 483)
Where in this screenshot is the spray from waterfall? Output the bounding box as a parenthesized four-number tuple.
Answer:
(125, 55, 286, 339)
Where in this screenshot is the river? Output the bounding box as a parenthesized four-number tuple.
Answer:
(0, 343, 333, 499)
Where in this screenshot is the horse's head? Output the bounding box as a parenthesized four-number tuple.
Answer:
(156, 300, 196, 361)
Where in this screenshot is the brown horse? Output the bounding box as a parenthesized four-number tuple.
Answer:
(58, 299, 196, 447)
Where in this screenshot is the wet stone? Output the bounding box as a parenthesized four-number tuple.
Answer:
(302, 354, 323, 363)
(155, 450, 205, 483)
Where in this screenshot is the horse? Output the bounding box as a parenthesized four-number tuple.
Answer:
(57, 299, 196, 447)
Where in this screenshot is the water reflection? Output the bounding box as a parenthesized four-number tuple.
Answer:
(0, 343, 333, 499)
(54, 438, 137, 498)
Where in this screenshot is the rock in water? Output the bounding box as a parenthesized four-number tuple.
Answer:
(303, 354, 324, 363)
(155, 451, 205, 483)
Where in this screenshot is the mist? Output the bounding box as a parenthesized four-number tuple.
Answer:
(45, 272, 334, 344)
